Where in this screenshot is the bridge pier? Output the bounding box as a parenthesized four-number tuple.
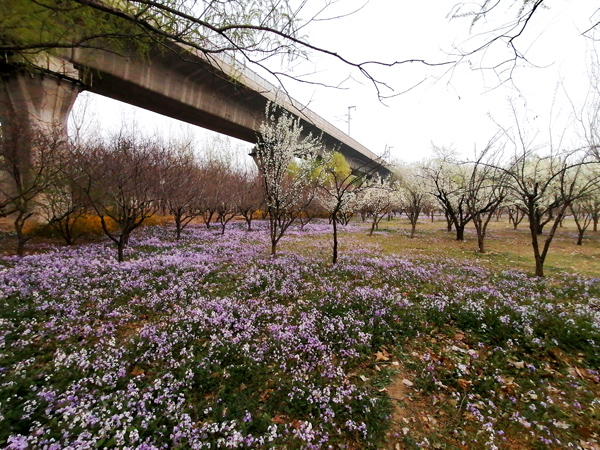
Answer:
(0, 55, 81, 140)
(0, 56, 81, 198)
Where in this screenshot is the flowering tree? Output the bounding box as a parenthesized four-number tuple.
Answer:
(318, 152, 384, 263)
(495, 149, 599, 277)
(255, 102, 324, 255)
(357, 179, 397, 237)
(490, 100, 600, 275)
(395, 163, 433, 238)
(423, 148, 474, 241)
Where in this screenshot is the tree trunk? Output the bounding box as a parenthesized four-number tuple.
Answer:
(332, 217, 338, 264)
(536, 223, 544, 235)
(16, 238, 26, 257)
(14, 211, 31, 257)
(410, 222, 416, 238)
(531, 229, 544, 276)
(572, 212, 587, 245)
(477, 233, 485, 253)
(534, 254, 544, 277)
(455, 224, 465, 241)
(175, 215, 182, 239)
(529, 219, 544, 277)
(117, 241, 125, 262)
(204, 211, 214, 229)
(64, 220, 75, 245)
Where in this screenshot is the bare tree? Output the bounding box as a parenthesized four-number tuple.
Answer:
(507, 204, 526, 229)
(234, 169, 264, 232)
(161, 146, 204, 239)
(198, 160, 229, 230)
(38, 156, 89, 246)
(570, 200, 594, 246)
(297, 192, 322, 231)
(465, 138, 508, 253)
(0, 119, 65, 255)
(254, 102, 324, 255)
(448, 1, 599, 83)
(214, 169, 239, 235)
(74, 132, 163, 262)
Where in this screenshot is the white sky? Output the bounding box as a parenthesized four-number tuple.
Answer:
(72, 0, 599, 164)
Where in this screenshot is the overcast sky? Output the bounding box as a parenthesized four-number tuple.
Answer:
(73, 0, 599, 164)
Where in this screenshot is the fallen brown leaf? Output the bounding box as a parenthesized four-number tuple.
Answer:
(271, 415, 288, 424)
(130, 366, 145, 377)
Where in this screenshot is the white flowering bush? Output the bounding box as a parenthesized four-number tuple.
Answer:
(255, 102, 325, 255)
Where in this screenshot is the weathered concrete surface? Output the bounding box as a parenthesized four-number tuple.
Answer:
(0, 56, 81, 196)
(0, 55, 81, 135)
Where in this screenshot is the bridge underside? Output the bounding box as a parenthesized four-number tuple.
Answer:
(1, 47, 390, 177)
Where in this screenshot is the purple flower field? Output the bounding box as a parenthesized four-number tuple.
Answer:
(1, 222, 599, 449)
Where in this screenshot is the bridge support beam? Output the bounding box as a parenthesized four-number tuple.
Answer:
(0, 56, 81, 143)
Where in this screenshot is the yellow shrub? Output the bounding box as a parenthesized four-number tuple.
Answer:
(141, 215, 170, 227)
(73, 214, 117, 236)
(22, 220, 46, 236)
(22, 213, 167, 240)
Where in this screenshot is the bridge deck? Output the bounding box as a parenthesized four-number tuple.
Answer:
(65, 44, 390, 176)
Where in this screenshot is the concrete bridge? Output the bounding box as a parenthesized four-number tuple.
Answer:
(0, 44, 391, 176)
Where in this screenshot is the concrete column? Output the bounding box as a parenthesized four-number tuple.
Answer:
(0, 55, 81, 205)
(0, 54, 81, 139)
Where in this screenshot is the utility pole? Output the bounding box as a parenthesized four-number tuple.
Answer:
(347, 106, 356, 136)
